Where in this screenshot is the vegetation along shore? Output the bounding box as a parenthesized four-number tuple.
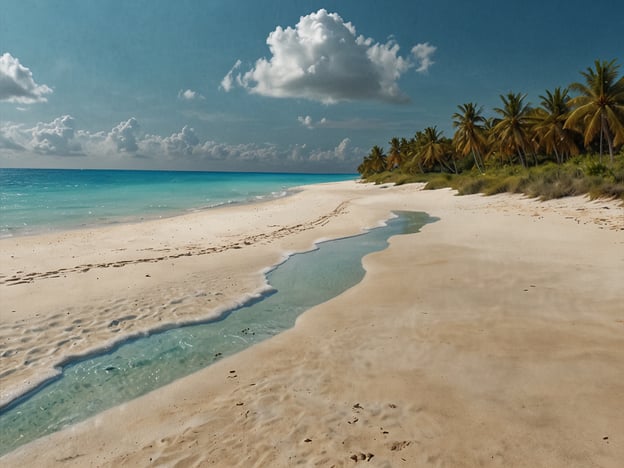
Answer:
(358, 59, 624, 202)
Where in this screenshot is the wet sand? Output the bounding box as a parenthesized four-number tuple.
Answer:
(1, 181, 623, 467)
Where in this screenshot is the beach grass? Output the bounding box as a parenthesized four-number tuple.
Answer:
(365, 153, 624, 203)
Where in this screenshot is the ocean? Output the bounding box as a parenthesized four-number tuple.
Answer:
(0, 168, 356, 238)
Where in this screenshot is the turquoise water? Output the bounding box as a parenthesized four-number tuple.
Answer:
(0, 211, 435, 456)
(0, 169, 356, 237)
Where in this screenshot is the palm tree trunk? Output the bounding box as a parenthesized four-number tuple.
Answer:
(439, 158, 453, 173)
(471, 150, 483, 173)
(603, 124, 615, 165)
(516, 148, 526, 167)
(553, 145, 561, 165)
(599, 113, 604, 163)
(413, 156, 424, 174)
(530, 150, 538, 167)
(475, 149, 485, 172)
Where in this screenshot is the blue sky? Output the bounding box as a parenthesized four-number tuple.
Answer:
(1, 0, 622, 172)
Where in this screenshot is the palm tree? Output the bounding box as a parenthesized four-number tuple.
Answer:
(358, 146, 386, 177)
(356, 157, 372, 177)
(452, 102, 487, 172)
(565, 59, 624, 164)
(481, 117, 501, 164)
(366, 145, 387, 174)
(492, 92, 532, 167)
(386, 137, 403, 170)
(418, 127, 455, 173)
(403, 132, 425, 174)
(530, 87, 579, 163)
(399, 137, 411, 166)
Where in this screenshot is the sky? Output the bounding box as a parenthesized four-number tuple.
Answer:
(1, 0, 623, 173)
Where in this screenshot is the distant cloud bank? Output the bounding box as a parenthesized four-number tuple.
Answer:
(221, 9, 436, 104)
(0, 115, 364, 171)
(0, 53, 53, 104)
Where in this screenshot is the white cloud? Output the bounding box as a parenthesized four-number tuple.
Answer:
(298, 115, 313, 128)
(144, 125, 200, 156)
(178, 89, 205, 101)
(221, 9, 433, 104)
(0, 116, 362, 171)
(308, 138, 358, 162)
(195, 140, 281, 163)
(220, 60, 242, 92)
(335, 137, 351, 158)
(0, 123, 26, 150)
(0, 53, 53, 104)
(0, 117, 92, 156)
(96, 120, 200, 159)
(106, 117, 140, 152)
(411, 42, 437, 73)
(298, 115, 327, 129)
(30, 115, 82, 155)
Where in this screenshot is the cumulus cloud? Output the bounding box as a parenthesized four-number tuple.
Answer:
(106, 117, 140, 152)
(178, 89, 205, 101)
(411, 42, 437, 73)
(335, 137, 351, 158)
(0, 53, 53, 104)
(221, 9, 434, 104)
(196, 140, 281, 163)
(162, 126, 199, 154)
(0, 117, 91, 156)
(0, 123, 25, 150)
(141, 125, 200, 157)
(30, 115, 82, 155)
(297, 115, 327, 129)
(194, 137, 362, 168)
(0, 116, 362, 171)
(308, 138, 357, 161)
(298, 115, 313, 128)
(220, 60, 242, 92)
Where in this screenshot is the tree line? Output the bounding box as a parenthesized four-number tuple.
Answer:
(358, 59, 624, 178)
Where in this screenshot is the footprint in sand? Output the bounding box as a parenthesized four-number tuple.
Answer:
(349, 452, 374, 462)
(388, 440, 411, 451)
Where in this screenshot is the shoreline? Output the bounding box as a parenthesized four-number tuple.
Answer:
(0, 185, 298, 241)
(0, 168, 357, 240)
(1, 181, 623, 466)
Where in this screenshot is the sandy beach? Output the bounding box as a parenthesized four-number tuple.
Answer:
(1, 181, 623, 467)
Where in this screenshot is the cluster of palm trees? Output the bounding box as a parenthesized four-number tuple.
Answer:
(358, 59, 624, 177)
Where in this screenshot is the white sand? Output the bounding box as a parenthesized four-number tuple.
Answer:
(1, 181, 623, 467)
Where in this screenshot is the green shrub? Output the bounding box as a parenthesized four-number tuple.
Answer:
(424, 174, 454, 190)
(455, 176, 490, 195)
(483, 178, 512, 195)
(361, 153, 624, 203)
(583, 160, 613, 178)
